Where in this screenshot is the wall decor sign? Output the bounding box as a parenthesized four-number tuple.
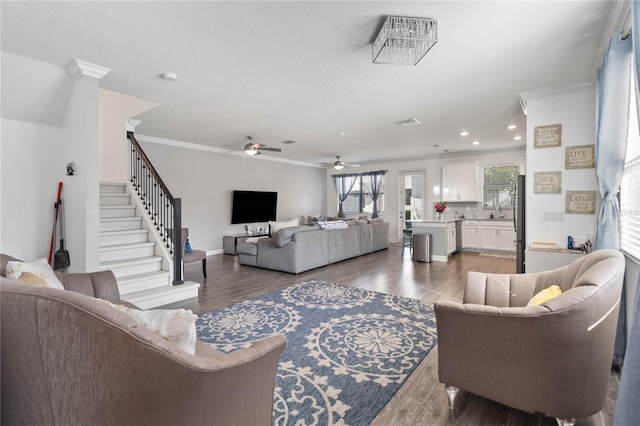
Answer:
(534, 124, 562, 148)
(534, 172, 561, 193)
(565, 191, 597, 214)
(565, 144, 595, 169)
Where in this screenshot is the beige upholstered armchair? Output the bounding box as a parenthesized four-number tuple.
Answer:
(434, 249, 625, 426)
(1, 254, 286, 425)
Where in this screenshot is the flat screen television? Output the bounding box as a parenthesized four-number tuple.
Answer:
(231, 190, 278, 224)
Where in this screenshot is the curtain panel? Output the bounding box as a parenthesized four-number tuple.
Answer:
(362, 170, 386, 219)
(332, 174, 357, 218)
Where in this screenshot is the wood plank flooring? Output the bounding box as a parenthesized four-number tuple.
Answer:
(170, 245, 619, 426)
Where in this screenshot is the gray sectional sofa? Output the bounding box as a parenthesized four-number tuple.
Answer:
(237, 221, 389, 274)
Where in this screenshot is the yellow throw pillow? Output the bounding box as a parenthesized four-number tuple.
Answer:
(527, 285, 563, 306)
(17, 272, 50, 287)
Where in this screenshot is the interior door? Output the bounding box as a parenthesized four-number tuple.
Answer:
(398, 171, 425, 240)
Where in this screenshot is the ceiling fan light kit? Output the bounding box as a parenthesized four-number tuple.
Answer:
(372, 16, 437, 65)
(243, 136, 281, 156)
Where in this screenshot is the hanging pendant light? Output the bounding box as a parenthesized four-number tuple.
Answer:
(442, 149, 450, 196)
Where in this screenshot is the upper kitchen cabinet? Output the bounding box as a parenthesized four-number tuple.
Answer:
(442, 162, 479, 202)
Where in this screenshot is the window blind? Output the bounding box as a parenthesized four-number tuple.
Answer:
(621, 85, 640, 261)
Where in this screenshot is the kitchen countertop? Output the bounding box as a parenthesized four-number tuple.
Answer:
(409, 219, 461, 224)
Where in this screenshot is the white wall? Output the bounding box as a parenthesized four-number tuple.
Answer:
(326, 148, 526, 243)
(99, 89, 159, 182)
(1, 53, 103, 272)
(521, 84, 598, 248)
(137, 140, 327, 252)
(0, 119, 66, 259)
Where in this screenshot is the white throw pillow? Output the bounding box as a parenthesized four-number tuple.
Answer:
(6, 258, 64, 290)
(268, 217, 300, 235)
(105, 301, 198, 355)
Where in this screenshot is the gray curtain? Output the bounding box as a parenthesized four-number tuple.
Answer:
(332, 174, 357, 218)
(363, 171, 385, 219)
(614, 4, 640, 423)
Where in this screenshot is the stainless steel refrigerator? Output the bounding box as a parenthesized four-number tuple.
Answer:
(514, 175, 526, 273)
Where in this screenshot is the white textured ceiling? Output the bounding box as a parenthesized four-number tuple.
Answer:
(1, 1, 618, 166)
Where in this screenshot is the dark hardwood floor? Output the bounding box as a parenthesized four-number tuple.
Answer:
(172, 245, 619, 426)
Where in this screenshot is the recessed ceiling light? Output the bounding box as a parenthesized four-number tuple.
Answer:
(337, 132, 346, 136)
(507, 124, 517, 130)
(513, 135, 522, 141)
(472, 141, 480, 145)
(460, 131, 469, 136)
(161, 72, 178, 81)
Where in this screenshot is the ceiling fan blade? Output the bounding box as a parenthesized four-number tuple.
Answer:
(260, 147, 282, 152)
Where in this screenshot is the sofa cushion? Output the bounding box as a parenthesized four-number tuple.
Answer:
(5, 258, 64, 290)
(368, 218, 384, 224)
(355, 219, 368, 225)
(238, 241, 258, 256)
(275, 225, 317, 247)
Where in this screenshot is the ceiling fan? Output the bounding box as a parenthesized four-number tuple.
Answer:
(323, 156, 360, 170)
(243, 136, 282, 156)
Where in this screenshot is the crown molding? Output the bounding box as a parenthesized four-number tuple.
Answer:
(66, 59, 111, 79)
(135, 134, 323, 169)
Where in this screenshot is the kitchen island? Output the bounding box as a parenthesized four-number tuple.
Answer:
(410, 220, 462, 261)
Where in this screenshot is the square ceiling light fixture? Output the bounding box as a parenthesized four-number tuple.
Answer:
(373, 16, 437, 65)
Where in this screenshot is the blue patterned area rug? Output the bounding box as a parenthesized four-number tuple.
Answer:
(196, 280, 437, 426)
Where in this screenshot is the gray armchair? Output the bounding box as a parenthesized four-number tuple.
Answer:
(434, 249, 625, 426)
(181, 228, 207, 278)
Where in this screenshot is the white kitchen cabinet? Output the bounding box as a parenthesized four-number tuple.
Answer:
(496, 228, 516, 251)
(442, 162, 479, 202)
(462, 221, 479, 248)
(479, 227, 499, 250)
(477, 221, 516, 252)
(446, 222, 457, 255)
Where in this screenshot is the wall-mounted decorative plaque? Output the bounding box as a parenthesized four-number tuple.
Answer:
(565, 191, 597, 214)
(565, 144, 595, 169)
(534, 124, 562, 148)
(534, 172, 561, 193)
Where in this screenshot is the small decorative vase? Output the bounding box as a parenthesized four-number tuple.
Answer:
(436, 212, 442, 222)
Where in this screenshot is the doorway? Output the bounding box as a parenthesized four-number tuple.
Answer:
(398, 171, 425, 240)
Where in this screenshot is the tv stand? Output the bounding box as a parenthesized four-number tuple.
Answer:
(223, 233, 269, 255)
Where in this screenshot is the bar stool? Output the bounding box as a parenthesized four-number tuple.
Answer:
(402, 221, 413, 255)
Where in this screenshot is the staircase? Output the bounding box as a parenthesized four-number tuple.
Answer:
(99, 182, 200, 309)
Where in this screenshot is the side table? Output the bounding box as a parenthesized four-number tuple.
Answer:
(223, 233, 269, 255)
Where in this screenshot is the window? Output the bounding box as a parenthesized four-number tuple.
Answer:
(340, 175, 385, 215)
(621, 83, 640, 260)
(482, 165, 519, 210)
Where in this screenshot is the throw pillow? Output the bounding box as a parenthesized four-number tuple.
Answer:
(268, 217, 300, 235)
(355, 219, 368, 225)
(104, 301, 198, 355)
(6, 258, 64, 290)
(17, 272, 50, 287)
(368, 218, 384, 224)
(527, 285, 563, 307)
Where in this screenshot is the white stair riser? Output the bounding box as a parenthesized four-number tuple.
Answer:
(100, 231, 148, 246)
(100, 195, 130, 205)
(109, 260, 162, 278)
(100, 207, 136, 218)
(101, 219, 142, 231)
(100, 245, 155, 263)
(100, 184, 126, 194)
(118, 275, 171, 295)
(123, 286, 199, 310)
